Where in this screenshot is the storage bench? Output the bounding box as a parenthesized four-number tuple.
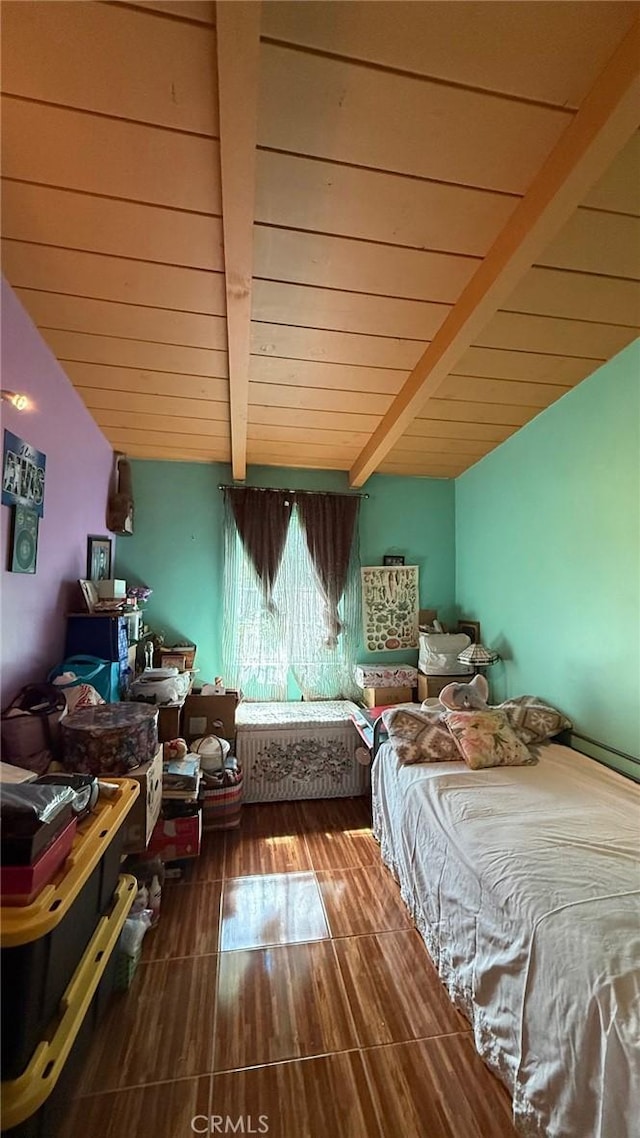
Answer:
(235, 700, 368, 803)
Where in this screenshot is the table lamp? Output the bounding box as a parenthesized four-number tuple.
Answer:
(457, 642, 500, 676)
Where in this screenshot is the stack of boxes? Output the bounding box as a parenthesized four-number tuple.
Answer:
(416, 610, 472, 701)
(354, 609, 475, 707)
(142, 689, 241, 861)
(183, 690, 241, 836)
(355, 665, 418, 708)
(148, 749, 203, 862)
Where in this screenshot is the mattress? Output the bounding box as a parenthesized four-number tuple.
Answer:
(372, 741, 640, 1138)
(236, 700, 368, 802)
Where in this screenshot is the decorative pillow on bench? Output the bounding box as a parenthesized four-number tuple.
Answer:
(382, 706, 459, 764)
(444, 708, 534, 770)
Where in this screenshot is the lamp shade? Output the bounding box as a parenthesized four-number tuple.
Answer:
(457, 642, 499, 668)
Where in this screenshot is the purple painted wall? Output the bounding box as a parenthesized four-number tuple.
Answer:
(1, 278, 114, 705)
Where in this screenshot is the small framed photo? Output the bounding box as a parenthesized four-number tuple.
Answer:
(458, 619, 481, 644)
(383, 554, 405, 566)
(87, 534, 112, 581)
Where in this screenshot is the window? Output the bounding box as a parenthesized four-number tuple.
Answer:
(223, 503, 360, 701)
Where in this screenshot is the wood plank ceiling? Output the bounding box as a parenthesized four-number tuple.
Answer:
(1, 0, 639, 483)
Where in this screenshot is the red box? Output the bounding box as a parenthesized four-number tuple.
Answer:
(147, 813, 202, 861)
(0, 817, 77, 906)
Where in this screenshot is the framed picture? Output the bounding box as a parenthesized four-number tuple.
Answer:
(383, 554, 405, 566)
(458, 619, 481, 644)
(3, 430, 46, 518)
(87, 534, 112, 581)
(10, 505, 39, 573)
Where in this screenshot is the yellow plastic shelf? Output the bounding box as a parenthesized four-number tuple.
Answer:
(1, 873, 136, 1130)
(1, 779, 139, 948)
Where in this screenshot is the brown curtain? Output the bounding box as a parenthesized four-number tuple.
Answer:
(225, 487, 292, 612)
(297, 493, 360, 648)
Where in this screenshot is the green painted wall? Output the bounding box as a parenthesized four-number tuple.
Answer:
(455, 340, 640, 758)
(115, 464, 455, 683)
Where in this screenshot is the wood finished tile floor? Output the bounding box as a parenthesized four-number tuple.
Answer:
(64, 798, 517, 1138)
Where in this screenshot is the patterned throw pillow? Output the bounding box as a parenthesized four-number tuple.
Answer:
(497, 696, 572, 745)
(444, 709, 534, 770)
(383, 706, 460, 764)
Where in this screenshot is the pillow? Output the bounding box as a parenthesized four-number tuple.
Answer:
(497, 696, 572, 745)
(444, 709, 534, 770)
(378, 702, 420, 721)
(383, 706, 460, 764)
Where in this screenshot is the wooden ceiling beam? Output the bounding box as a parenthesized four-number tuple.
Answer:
(349, 18, 640, 487)
(216, 0, 261, 480)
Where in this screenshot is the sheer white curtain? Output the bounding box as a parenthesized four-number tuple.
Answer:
(222, 503, 360, 701)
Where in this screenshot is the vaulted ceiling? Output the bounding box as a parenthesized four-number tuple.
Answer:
(1, 1, 639, 484)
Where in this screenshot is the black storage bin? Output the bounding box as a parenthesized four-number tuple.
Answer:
(3, 951, 118, 1138)
(2, 875, 136, 1138)
(0, 781, 138, 1082)
(1, 841, 121, 1079)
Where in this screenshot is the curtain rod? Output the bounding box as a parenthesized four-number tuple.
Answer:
(218, 483, 369, 499)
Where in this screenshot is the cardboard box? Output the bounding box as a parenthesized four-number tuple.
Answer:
(121, 746, 163, 854)
(159, 645, 196, 671)
(362, 685, 413, 709)
(182, 692, 239, 742)
(417, 672, 470, 702)
(157, 704, 183, 744)
(160, 653, 187, 672)
(148, 811, 202, 861)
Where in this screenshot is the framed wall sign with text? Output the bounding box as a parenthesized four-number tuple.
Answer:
(2, 430, 46, 518)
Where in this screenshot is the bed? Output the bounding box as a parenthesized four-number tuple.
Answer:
(236, 699, 368, 802)
(372, 737, 640, 1138)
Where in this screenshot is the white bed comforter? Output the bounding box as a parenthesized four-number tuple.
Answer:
(372, 742, 640, 1138)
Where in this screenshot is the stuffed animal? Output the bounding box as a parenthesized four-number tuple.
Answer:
(439, 674, 489, 711)
(163, 737, 188, 761)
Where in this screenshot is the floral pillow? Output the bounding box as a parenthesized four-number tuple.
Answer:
(497, 696, 572, 745)
(383, 706, 460, 764)
(444, 709, 534, 770)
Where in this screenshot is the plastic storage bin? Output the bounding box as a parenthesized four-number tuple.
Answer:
(1, 874, 136, 1137)
(0, 779, 139, 1081)
(47, 655, 121, 705)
